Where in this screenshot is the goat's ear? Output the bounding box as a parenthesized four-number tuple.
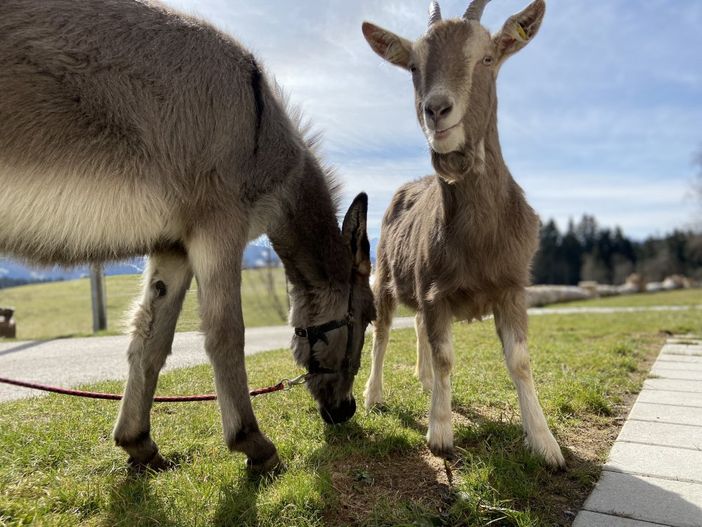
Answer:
(342, 193, 371, 275)
(492, 0, 545, 66)
(362, 22, 413, 70)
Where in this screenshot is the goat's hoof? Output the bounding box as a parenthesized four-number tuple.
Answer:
(127, 451, 174, 473)
(428, 443, 456, 460)
(526, 432, 566, 469)
(245, 451, 282, 475)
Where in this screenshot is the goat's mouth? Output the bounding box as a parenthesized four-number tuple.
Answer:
(433, 122, 460, 140)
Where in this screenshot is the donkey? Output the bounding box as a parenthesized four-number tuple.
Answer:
(0, 0, 376, 473)
(361, 0, 565, 467)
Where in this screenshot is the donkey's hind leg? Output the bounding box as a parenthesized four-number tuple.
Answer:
(113, 250, 192, 470)
(494, 290, 565, 468)
(363, 282, 396, 409)
(414, 311, 433, 392)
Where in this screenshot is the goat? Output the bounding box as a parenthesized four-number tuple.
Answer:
(0, 0, 376, 473)
(361, 0, 564, 467)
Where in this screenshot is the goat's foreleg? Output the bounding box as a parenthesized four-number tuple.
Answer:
(414, 312, 433, 391)
(495, 292, 565, 468)
(425, 304, 454, 457)
(363, 284, 395, 408)
(113, 250, 192, 470)
(187, 227, 278, 473)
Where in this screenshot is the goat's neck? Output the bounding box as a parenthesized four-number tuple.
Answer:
(267, 154, 350, 327)
(437, 115, 513, 232)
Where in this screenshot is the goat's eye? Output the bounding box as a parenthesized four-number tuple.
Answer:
(482, 56, 494, 66)
(409, 65, 418, 74)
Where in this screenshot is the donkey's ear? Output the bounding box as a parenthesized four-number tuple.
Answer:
(342, 193, 371, 275)
(492, 0, 545, 66)
(362, 22, 413, 70)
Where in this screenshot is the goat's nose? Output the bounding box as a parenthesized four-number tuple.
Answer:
(424, 95, 453, 125)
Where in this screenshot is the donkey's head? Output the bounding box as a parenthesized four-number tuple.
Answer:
(362, 0, 545, 178)
(291, 193, 375, 425)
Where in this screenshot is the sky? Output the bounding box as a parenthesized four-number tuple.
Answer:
(163, 0, 702, 241)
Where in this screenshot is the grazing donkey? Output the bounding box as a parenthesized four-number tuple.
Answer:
(0, 0, 376, 473)
(361, 0, 565, 467)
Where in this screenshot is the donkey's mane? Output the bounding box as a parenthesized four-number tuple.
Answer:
(273, 82, 342, 215)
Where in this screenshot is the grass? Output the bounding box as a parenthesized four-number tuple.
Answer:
(0, 269, 289, 340)
(1, 291, 700, 526)
(545, 288, 701, 309)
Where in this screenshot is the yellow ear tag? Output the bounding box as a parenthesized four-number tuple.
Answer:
(514, 23, 528, 42)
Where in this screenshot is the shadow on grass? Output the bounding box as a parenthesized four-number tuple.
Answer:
(305, 403, 604, 526)
(104, 470, 178, 527)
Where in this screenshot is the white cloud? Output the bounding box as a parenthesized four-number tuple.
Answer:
(164, 0, 701, 240)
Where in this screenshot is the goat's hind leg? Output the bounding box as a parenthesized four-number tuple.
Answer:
(363, 284, 396, 409)
(414, 312, 433, 392)
(113, 250, 193, 471)
(495, 291, 565, 468)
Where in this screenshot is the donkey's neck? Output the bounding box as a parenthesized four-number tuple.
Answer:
(267, 153, 351, 326)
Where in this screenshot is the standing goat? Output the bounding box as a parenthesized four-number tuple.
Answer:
(0, 0, 376, 473)
(361, 0, 564, 467)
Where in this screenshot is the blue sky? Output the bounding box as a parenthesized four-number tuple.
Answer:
(163, 0, 702, 240)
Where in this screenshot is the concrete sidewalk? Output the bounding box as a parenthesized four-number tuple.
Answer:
(574, 337, 702, 527)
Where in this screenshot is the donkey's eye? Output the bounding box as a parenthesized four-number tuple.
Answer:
(482, 56, 494, 66)
(409, 65, 418, 74)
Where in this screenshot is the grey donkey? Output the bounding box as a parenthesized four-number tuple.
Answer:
(0, 0, 376, 473)
(361, 0, 565, 468)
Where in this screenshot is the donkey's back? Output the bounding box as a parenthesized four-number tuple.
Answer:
(0, 0, 269, 265)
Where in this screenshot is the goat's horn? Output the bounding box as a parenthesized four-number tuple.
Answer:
(463, 0, 490, 21)
(428, 1, 442, 27)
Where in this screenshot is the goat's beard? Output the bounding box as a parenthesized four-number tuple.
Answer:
(431, 145, 475, 183)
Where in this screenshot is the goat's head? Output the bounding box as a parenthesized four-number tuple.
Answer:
(362, 0, 545, 177)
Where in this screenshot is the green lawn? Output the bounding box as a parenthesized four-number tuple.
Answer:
(1, 292, 700, 526)
(548, 288, 701, 309)
(0, 268, 289, 341)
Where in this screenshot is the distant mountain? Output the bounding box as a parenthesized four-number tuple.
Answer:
(0, 238, 377, 285)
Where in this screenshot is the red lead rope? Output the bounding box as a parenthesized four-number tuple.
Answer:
(0, 374, 307, 402)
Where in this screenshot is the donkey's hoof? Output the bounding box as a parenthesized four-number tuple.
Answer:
(127, 451, 174, 473)
(245, 451, 282, 475)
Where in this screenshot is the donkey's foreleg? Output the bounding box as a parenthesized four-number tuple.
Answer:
(113, 251, 192, 470)
(188, 230, 278, 473)
(414, 312, 433, 392)
(363, 285, 396, 409)
(495, 292, 565, 468)
(425, 305, 454, 457)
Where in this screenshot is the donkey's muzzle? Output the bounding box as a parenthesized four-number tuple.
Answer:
(320, 397, 356, 425)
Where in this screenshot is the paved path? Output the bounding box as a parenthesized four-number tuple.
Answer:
(574, 337, 702, 527)
(0, 317, 415, 402)
(1, 304, 699, 403)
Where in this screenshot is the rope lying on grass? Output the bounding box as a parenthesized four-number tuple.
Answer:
(0, 373, 308, 402)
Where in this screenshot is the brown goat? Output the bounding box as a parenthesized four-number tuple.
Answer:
(361, 0, 564, 467)
(0, 0, 376, 472)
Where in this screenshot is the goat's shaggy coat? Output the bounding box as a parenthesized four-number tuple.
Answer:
(0, 0, 375, 471)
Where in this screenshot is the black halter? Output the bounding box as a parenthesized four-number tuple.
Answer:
(294, 276, 356, 375)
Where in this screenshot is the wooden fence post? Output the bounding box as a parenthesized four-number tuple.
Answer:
(90, 264, 107, 333)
